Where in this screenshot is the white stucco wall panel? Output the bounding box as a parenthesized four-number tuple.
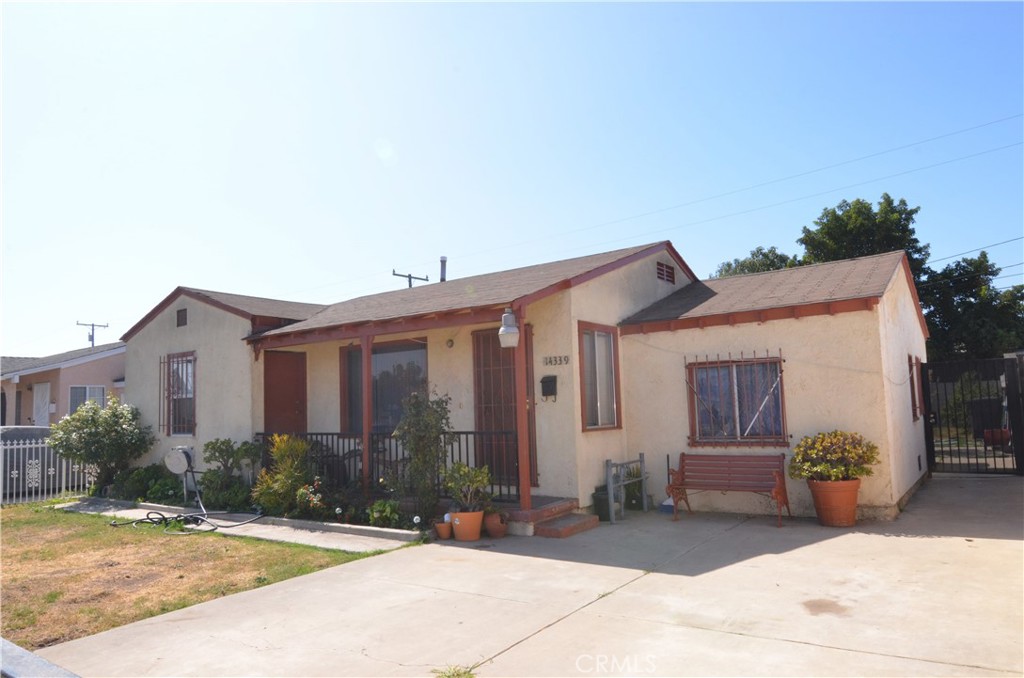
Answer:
(621, 308, 908, 518)
(124, 299, 255, 470)
(875, 266, 929, 507)
(562, 252, 688, 502)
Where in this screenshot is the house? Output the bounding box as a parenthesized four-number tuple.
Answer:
(120, 287, 327, 464)
(122, 242, 928, 526)
(1, 343, 127, 427)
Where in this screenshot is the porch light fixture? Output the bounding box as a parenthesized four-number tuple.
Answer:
(498, 307, 520, 349)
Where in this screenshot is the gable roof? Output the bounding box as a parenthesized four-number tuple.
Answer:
(253, 241, 691, 350)
(621, 250, 927, 336)
(2, 342, 126, 379)
(121, 287, 328, 341)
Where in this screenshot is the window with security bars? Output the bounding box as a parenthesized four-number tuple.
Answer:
(160, 352, 196, 435)
(69, 386, 105, 414)
(686, 355, 787, 446)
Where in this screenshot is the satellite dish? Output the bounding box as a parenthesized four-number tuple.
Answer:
(164, 447, 192, 475)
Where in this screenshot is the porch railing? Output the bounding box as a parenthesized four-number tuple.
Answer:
(1, 436, 95, 504)
(255, 431, 520, 502)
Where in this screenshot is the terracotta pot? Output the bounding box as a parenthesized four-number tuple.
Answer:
(434, 521, 452, 539)
(807, 479, 861, 527)
(451, 511, 484, 541)
(484, 512, 508, 538)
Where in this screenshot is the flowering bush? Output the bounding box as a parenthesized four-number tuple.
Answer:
(295, 477, 328, 519)
(788, 430, 880, 481)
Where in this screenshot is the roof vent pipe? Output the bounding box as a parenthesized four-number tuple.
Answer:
(440, 256, 447, 282)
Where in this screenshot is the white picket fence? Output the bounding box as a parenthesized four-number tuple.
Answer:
(1, 438, 95, 504)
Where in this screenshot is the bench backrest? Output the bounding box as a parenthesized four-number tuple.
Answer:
(677, 452, 786, 492)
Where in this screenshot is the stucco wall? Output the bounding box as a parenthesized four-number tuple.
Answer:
(560, 252, 689, 503)
(621, 306, 907, 519)
(124, 298, 255, 470)
(875, 267, 929, 511)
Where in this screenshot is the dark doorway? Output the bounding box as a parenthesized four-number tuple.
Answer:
(472, 327, 537, 486)
(264, 351, 308, 434)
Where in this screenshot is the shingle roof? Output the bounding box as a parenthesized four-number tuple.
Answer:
(1, 342, 125, 378)
(122, 287, 328, 341)
(621, 250, 908, 327)
(178, 288, 327, 321)
(258, 242, 683, 339)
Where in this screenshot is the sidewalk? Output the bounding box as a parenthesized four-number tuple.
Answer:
(37, 475, 1023, 677)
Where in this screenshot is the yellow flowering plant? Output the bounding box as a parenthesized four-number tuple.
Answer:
(787, 430, 880, 481)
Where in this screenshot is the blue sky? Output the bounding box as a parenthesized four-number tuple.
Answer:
(2, 1, 1022, 357)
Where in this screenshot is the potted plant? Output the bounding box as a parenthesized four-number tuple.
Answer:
(483, 504, 509, 539)
(444, 462, 491, 541)
(788, 430, 880, 527)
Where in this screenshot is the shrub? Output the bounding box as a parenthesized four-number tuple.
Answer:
(251, 435, 311, 516)
(788, 430, 880, 482)
(294, 477, 331, 521)
(392, 389, 453, 520)
(199, 469, 253, 511)
(444, 462, 491, 511)
(47, 397, 156, 490)
(110, 464, 181, 503)
(368, 498, 400, 528)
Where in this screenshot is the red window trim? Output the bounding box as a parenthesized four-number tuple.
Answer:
(577, 321, 623, 432)
(163, 351, 196, 437)
(338, 338, 428, 432)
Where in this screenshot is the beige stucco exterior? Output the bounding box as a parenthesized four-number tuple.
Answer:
(1, 347, 125, 427)
(621, 263, 928, 519)
(116, 246, 927, 523)
(124, 297, 256, 468)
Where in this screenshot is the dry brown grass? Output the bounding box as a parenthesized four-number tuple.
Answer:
(1, 502, 371, 650)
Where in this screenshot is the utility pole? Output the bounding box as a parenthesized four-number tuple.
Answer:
(392, 269, 428, 288)
(77, 321, 109, 347)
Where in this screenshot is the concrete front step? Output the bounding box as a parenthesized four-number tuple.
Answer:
(534, 512, 600, 538)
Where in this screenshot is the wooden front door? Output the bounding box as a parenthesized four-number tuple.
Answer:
(264, 351, 307, 434)
(472, 327, 536, 486)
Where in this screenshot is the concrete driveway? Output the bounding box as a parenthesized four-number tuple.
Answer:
(38, 475, 1023, 677)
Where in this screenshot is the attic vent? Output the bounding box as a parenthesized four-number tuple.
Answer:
(656, 262, 676, 285)
(176, 309, 188, 327)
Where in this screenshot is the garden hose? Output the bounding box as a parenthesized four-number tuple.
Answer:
(109, 464, 263, 535)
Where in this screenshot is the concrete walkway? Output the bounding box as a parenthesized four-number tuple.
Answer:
(37, 475, 1023, 677)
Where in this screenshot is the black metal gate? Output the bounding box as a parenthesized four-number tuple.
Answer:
(922, 355, 1024, 474)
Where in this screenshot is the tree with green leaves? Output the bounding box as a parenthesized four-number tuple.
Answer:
(712, 246, 799, 278)
(798, 193, 931, 285)
(47, 397, 156, 490)
(919, 251, 1024, 360)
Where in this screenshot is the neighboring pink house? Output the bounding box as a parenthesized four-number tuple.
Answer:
(0, 343, 126, 427)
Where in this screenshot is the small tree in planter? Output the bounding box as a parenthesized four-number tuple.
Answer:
(788, 430, 880, 527)
(393, 389, 454, 523)
(444, 462, 491, 541)
(47, 397, 156, 492)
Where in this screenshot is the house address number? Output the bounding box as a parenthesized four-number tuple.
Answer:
(542, 355, 570, 366)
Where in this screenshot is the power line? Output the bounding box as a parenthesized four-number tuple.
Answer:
(569, 113, 1024, 235)
(927, 237, 1024, 264)
(917, 265, 1024, 290)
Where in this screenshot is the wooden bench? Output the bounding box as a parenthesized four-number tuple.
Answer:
(666, 452, 791, 527)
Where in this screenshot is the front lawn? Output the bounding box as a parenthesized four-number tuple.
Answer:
(1, 502, 373, 650)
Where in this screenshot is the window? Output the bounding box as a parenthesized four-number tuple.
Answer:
(176, 309, 187, 327)
(70, 386, 105, 413)
(657, 261, 676, 284)
(687, 356, 786, 446)
(909, 355, 923, 421)
(161, 352, 196, 435)
(341, 341, 427, 433)
(579, 322, 620, 429)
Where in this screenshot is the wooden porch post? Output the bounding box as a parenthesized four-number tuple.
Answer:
(360, 333, 374, 490)
(513, 304, 532, 510)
